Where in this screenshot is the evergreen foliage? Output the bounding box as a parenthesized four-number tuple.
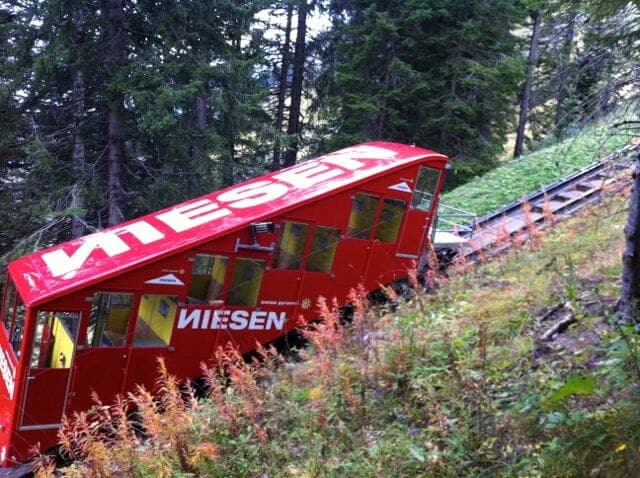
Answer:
(0, 0, 271, 259)
(0, 7, 32, 255)
(313, 0, 526, 183)
(521, 2, 639, 147)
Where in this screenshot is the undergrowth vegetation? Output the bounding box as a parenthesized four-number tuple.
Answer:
(35, 183, 640, 477)
(442, 122, 632, 216)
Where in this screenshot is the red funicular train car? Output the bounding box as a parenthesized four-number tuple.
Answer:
(0, 142, 447, 467)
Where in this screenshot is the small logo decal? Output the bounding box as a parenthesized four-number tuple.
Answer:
(145, 273, 185, 286)
(388, 181, 412, 193)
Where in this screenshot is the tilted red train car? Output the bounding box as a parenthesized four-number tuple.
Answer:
(0, 142, 447, 467)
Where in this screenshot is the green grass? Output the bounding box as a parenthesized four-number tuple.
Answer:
(441, 122, 633, 216)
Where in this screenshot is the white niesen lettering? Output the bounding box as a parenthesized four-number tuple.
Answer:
(217, 181, 289, 209)
(274, 162, 344, 188)
(42, 221, 164, 278)
(156, 199, 231, 233)
(0, 347, 15, 400)
(177, 309, 286, 331)
(230, 310, 249, 330)
(320, 155, 365, 171)
(323, 145, 396, 165)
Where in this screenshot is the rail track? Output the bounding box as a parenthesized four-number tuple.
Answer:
(434, 142, 639, 261)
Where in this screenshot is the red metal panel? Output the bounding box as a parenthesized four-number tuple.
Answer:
(366, 241, 406, 286)
(330, 237, 371, 305)
(0, 327, 18, 465)
(8, 143, 447, 308)
(19, 368, 68, 427)
(396, 208, 430, 257)
(296, 272, 339, 319)
(70, 347, 129, 413)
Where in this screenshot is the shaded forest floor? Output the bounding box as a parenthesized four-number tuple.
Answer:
(41, 165, 640, 477)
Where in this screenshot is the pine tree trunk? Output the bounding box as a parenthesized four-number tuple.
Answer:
(282, 0, 308, 168)
(376, 36, 396, 139)
(71, 7, 87, 238)
(554, 13, 576, 133)
(106, 0, 126, 226)
(514, 10, 541, 159)
(192, 94, 207, 160)
(71, 70, 86, 238)
(196, 95, 207, 130)
(377, 68, 390, 138)
(220, 25, 243, 188)
(620, 152, 640, 322)
(271, 2, 293, 172)
(221, 109, 235, 187)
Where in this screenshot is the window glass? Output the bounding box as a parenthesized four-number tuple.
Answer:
(30, 311, 79, 369)
(87, 293, 133, 347)
(376, 199, 406, 243)
(227, 259, 265, 307)
(306, 226, 340, 273)
(411, 166, 441, 211)
(10, 297, 25, 358)
(273, 222, 310, 270)
(1, 280, 16, 332)
(1, 279, 27, 359)
(133, 295, 178, 347)
(188, 254, 228, 304)
(347, 193, 379, 239)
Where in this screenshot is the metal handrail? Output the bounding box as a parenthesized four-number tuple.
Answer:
(434, 202, 476, 233)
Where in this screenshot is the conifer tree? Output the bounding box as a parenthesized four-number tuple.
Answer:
(514, 8, 542, 158)
(314, 0, 525, 183)
(271, 1, 294, 171)
(0, 0, 271, 257)
(282, 0, 310, 167)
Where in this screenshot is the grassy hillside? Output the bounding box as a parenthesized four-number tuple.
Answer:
(46, 175, 640, 477)
(441, 123, 632, 216)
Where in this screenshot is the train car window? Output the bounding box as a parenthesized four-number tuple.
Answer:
(10, 298, 25, 358)
(29, 311, 79, 369)
(227, 259, 265, 307)
(411, 166, 441, 211)
(87, 293, 134, 347)
(306, 226, 340, 273)
(347, 193, 380, 239)
(273, 222, 310, 270)
(1, 279, 17, 331)
(188, 254, 228, 304)
(376, 199, 406, 243)
(1, 279, 27, 358)
(133, 295, 178, 347)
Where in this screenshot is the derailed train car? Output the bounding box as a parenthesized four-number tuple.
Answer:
(0, 142, 447, 467)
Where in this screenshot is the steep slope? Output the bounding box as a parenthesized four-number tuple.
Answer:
(48, 172, 640, 477)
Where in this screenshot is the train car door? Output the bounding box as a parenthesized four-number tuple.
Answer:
(121, 292, 180, 394)
(253, 221, 311, 338)
(330, 191, 379, 303)
(69, 292, 134, 413)
(19, 309, 79, 429)
(296, 224, 341, 317)
(367, 196, 409, 286)
(396, 166, 443, 257)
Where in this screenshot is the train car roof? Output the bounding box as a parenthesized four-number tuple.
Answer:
(8, 142, 447, 307)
